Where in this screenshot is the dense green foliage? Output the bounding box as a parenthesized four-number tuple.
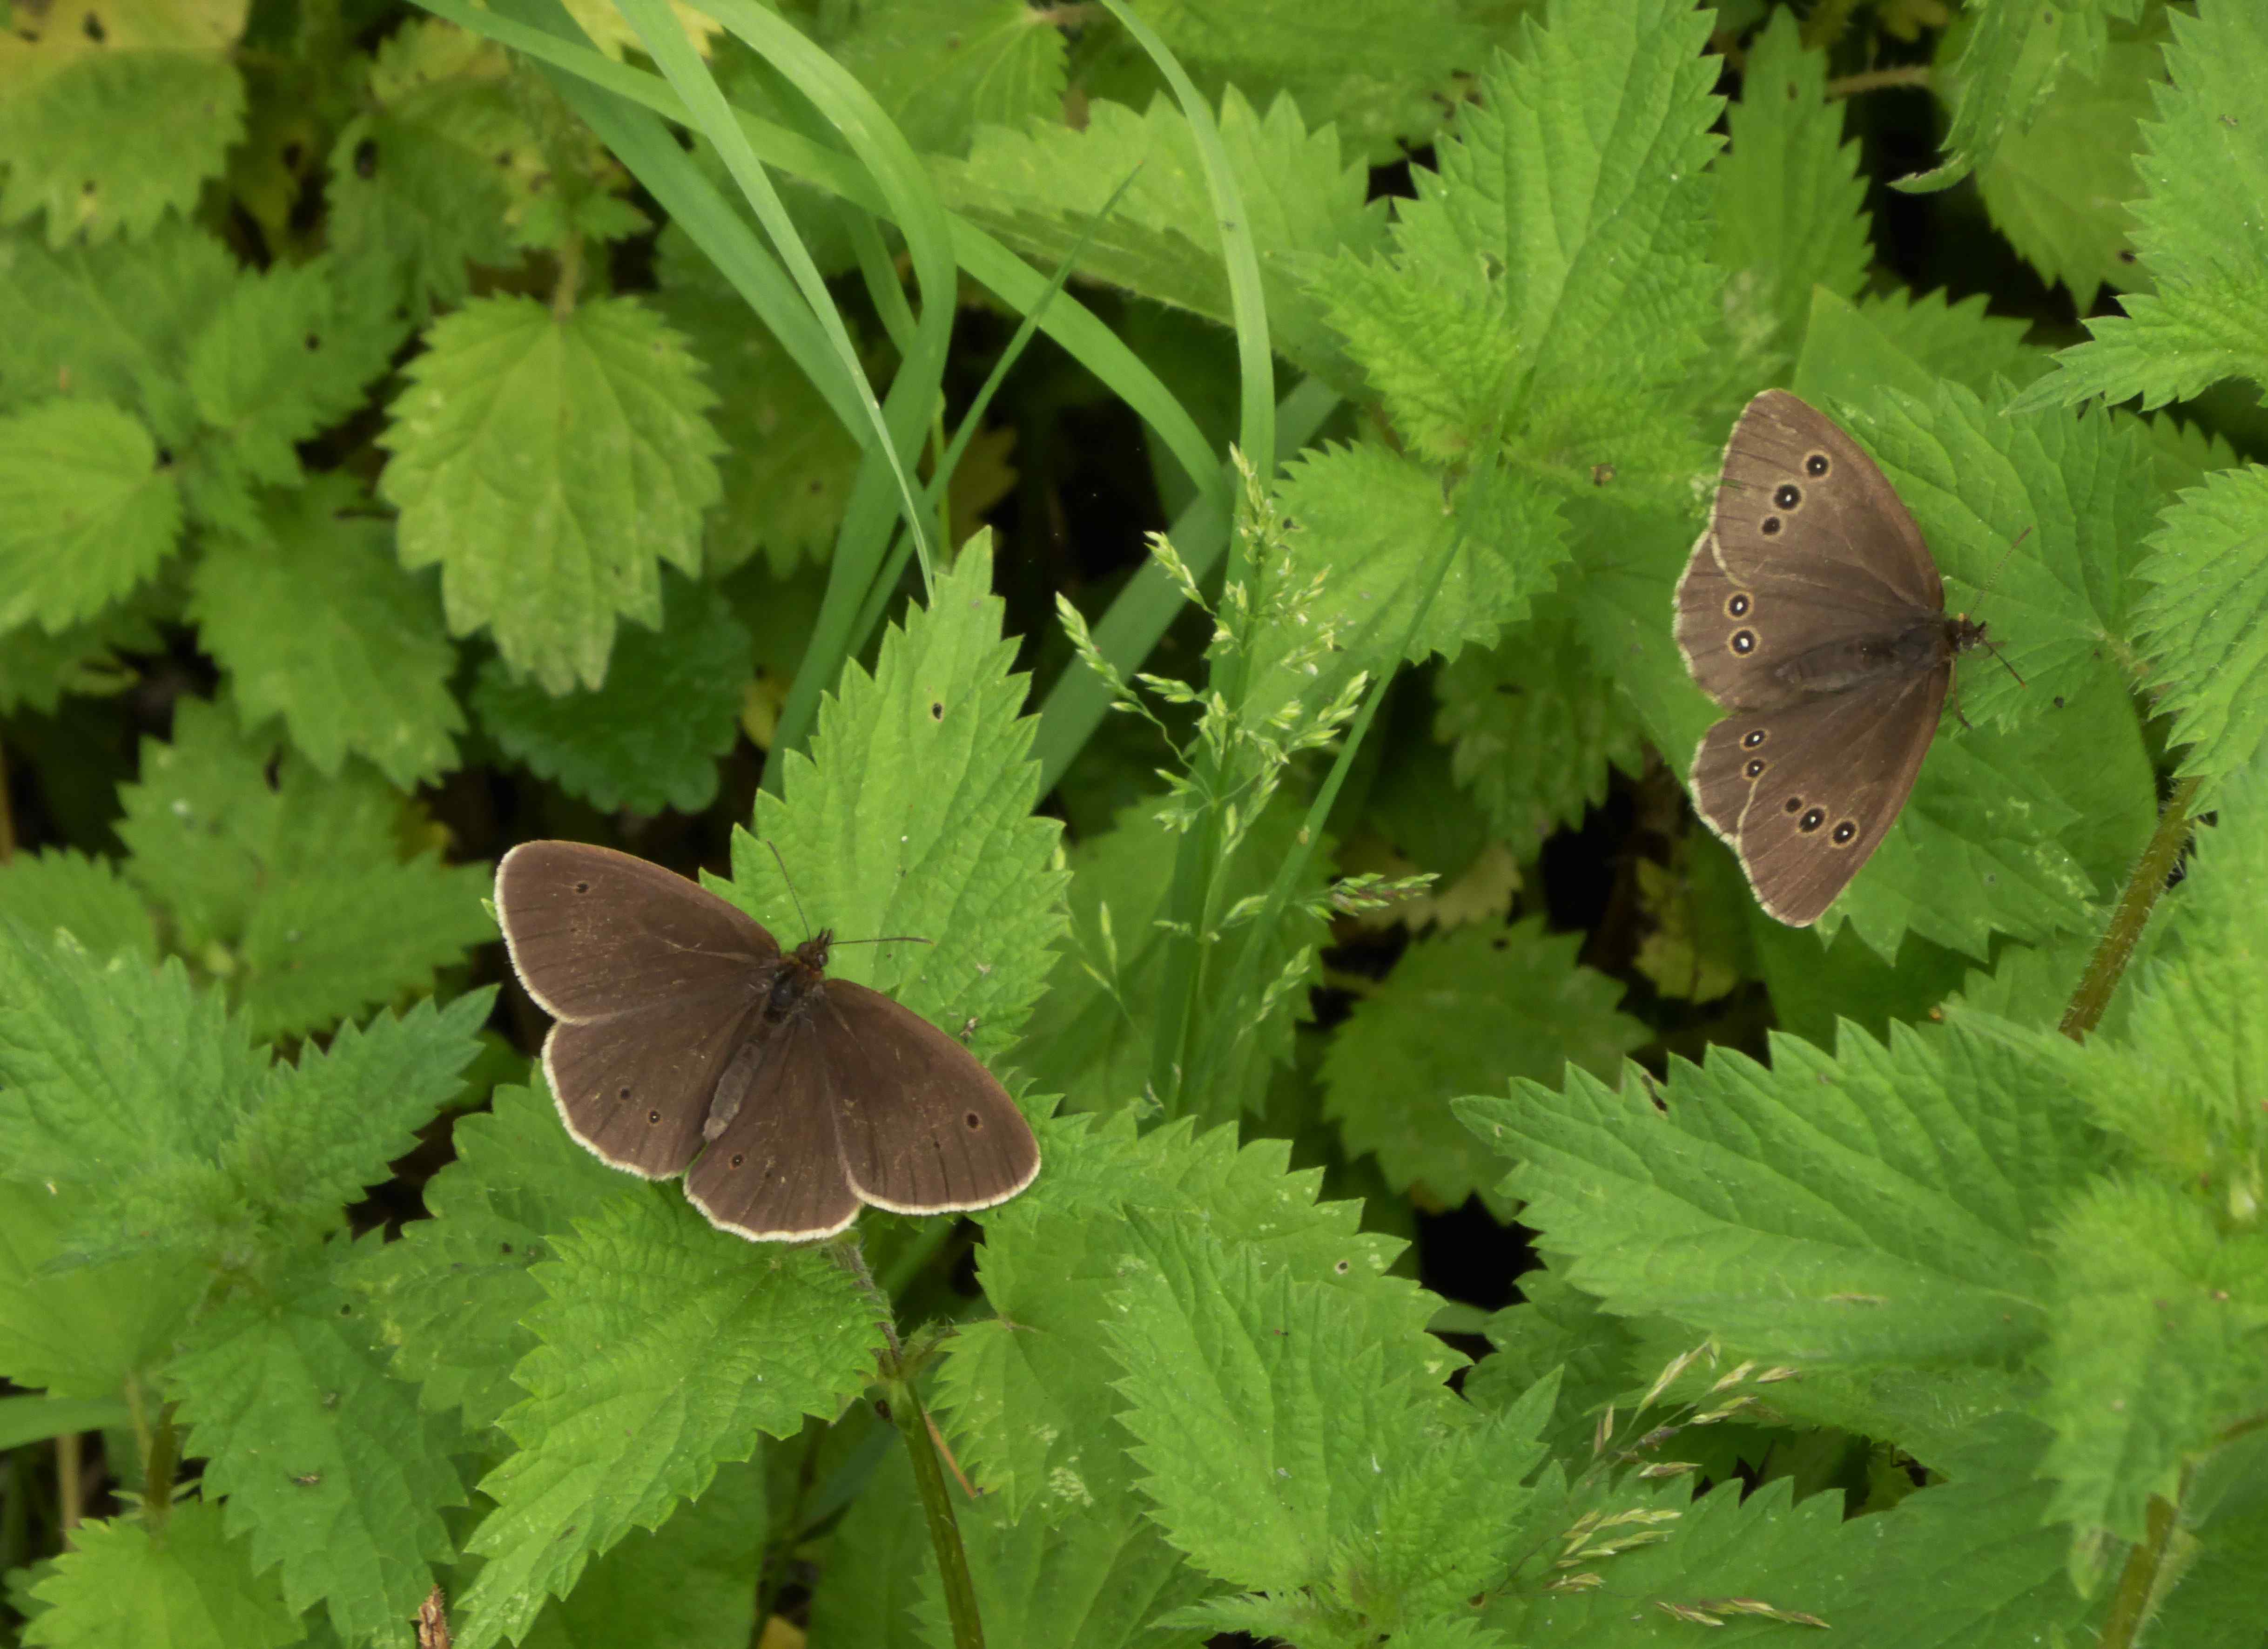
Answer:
(2, 0, 2265, 1646)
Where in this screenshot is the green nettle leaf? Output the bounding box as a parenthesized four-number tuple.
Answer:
(2131, 465, 2268, 798)
(354, 1081, 625, 1432)
(723, 537, 1065, 1069)
(2041, 1180, 2268, 1548)
(0, 1182, 193, 1401)
(190, 476, 466, 788)
(0, 8, 248, 247)
(472, 568, 754, 815)
(23, 1500, 301, 1649)
(1710, 7, 1870, 365)
(830, 0, 1068, 157)
(1459, 1014, 2111, 1368)
(0, 906, 490, 1264)
(179, 255, 414, 532)
(1793, 285, 2047, 409)
(803, 1446, 931, 1649)
(919, 1489, 1216, 1649)
(0, 848, 159, 963)
(169, 1262, 467, 1645)
(1322, 919, 1646, 1220)
(380, 293, 725, 693)
(937, 1114, 1435, 1523)
(114, 698, 497, 1040)
(0, 219, 234, 437)
(1311, 0, 1723, 471)
(1899, 0, 2146, 195)
(2006, 0, 2268, 413)
(1502, 1473, 1846, 1639)
(324, 19, 526, 310)
(1261, 448, 1566, 717)
(651, 230, 860, 577)
(1434, 599, 1647, 849)
(936, 86, 1389, 390)
(0, 399, 182, 633)
(449, 1190, 877, 1649)
(1975, 8, 2167, 308)
(521, 1455, 766, 1649)
(1109, 0, 1487, 164)
(1103, 1210, 1546, 1625)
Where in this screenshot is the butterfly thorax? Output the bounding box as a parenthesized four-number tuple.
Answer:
(1771, 615, 1982, 697)
(764, 931, 834, 1023)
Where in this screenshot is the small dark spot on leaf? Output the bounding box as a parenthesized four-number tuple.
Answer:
(930, 701, 944, 720)
(354, 139, 378, 179)
(82, 13, 105, 43)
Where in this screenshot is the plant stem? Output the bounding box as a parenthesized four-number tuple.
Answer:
(2096, 1486, 2181, 1649)
(1824, 66, 1935, 100)
(2059, 777, 2200, 1041)
(54, 1433, 80, 1544)
(143, 1406, 179, 1530)
(882, 1370, 983, 1649)
(826, 1234, 984, 1645)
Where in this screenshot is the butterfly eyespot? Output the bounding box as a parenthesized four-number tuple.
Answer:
(1760, 516, 1783, 536)
(1783, 795, 1803, 814)
(1831, 820, 1858, 845)
(1744, 757, 1766, 779)
(646, 1108, 661, 1125)
(1798, 807, 1826, 832)
(728, 1153, 745, 1168)
(1724, 592, 1751, 618)
(1730, 630, 1756, 656)
(1805, 452, 1830, 477)
(963, 1110, 983, 1131)
(1773, 483, 1802, 509)
(1741, 728, 1767, 748)
(617, 1085, 632, 1100)
(574, 881, 591, 893)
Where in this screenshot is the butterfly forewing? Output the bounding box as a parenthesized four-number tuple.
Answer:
(820, 981, 1041, 1216)
(1709, 389, 1941, 612)
(497, 841, 776, 1022)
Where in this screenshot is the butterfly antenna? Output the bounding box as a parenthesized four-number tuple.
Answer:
(1971, 524, 2033, 610)
(763, 838, 815, 941)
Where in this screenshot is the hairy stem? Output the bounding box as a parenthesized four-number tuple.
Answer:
(2060, 777, 2200, 1041)
(883, 1372, 983, 1648)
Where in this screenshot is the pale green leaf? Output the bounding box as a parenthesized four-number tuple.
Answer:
(170, 1260, 466, 1645)
(2005, 0, 2268, 412)
(23, 1501, 300, 1649)
(190, 476, 465, 787)
(0, 399, 182, 632)
(472, 568, 752, 815)
(1976, 8, 2166, 307)
(723, 537, 1065, 1071)
(115, 698, 496, 1039)
(832, 0, 1067, 157)
(1458, 1014, 2111, 1365)
(0, 848, 157, 963)
(0, 26, 246, 246)
(1323, 919, 1646, 1218)
(451, 1190, 876, 1649)
(2041, 1180, 2268, 1546)
(1898, 0, 2145, 194)
(2131, 464, 2268, 797)
(352, 1081, 626, 1433)
(380, 293, 724, 692)
(1712, 8, 1870, 359)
